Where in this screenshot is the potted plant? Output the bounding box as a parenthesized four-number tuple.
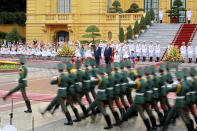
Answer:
(119, 27, 124, 42)
(109, 0, 123, 13)
(163, 46, 184, 69)
(127, 25, 132, 40)
(139, 16, 146, 33)
(166, 0, 186, 23)
(125, 3, 144, 13)
(150, 8, 155, 24)
(134, 21, 140, 38)
(145, 11, 151, 28)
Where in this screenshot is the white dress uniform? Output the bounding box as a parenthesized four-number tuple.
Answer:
(180, 45, 187, 60)
(195, 46, 197, 63)
(142, 43, 147, 61)
(159, 11, 163, 23)
(149, 44, 154, 62)
(187, 10, 191, 23)
(75, 46, 81, 58)
(187, 45, 193, 63)
(136, 43, 141, 61)
(84, 44, 92, 58)
(128, 43, 135, 55)
(155, 44, 160, 62)
(123, 44, 129, 59)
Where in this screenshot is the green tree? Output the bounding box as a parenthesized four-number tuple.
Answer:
(127, 25, 132, 40)
(119, 27, 124, 42)
(166, 0, 186, 22)
(82, 25, 101, 43)
(150, 8, 155, 21)
(145, 11, 151, 25)
(125, 3, 144, 13)
(5, 27, 23, 42)
(133, 21, 140, 35)
(109, 0, 123, 13)
(139, 16, 146, 30)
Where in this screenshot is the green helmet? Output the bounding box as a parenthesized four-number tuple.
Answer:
(105, 65, 112, 73)
(114, 62, 120, 69)
(144, 67, 151, 75)
(151, 65, 157, 73)
(98, 65, 105, 74)
(75, 60, 82, 68)
(175, 71, 183, 79)
(20, 57, 26, 64)
(125, 60, 132, 67)
(190, 67, 196, 76)
(84, 59, 90, 66)
(159, 63, 165, 71)
(57, 63, 65, 70)
(119, 60, 125, 68)
(166, 62, 171, 69)
(90, 59, 96, 66)
(66, 62, 73, 70)
(137, 68, 144, 76)
(182, 68, 189, 77)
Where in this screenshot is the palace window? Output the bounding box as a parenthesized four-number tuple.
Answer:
(107, 0, 111, 13)
(57, 0, 70, 13)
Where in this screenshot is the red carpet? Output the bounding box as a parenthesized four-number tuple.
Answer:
(162, 24, 197, 60)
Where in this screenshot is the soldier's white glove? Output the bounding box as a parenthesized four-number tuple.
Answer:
(187, 77, 192, 80)
(127, 77, 134, 84)
(90, 77, 97, 81)
(53, 76, 57, 79)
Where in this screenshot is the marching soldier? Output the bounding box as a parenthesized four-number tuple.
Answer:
(144, 67, 157, 129)
(187, 8, 192, 24)
(3, 57, 32, 113)
(155, 41, 160, 62)
(41, 63, 73, 125)
(162, 71, 193, 131)
(149, 41, 154, 62)
(136, 41, 141, 61)
(89, 59, 97, 99)
(142, 41, 147, 62)
(180, 42, 187, 62)
(187, 42, 193, 63)
(159, 8, 163, 23)
(122, 68, 152, 131)
(87, 65, 113, 129)
(150, 65, 164, 126)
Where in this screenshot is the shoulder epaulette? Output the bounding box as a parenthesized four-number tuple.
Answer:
(176, 84, 181, 94)
(132, 69, 138, 76)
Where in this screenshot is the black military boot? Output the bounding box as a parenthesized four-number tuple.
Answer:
(189, 119, 194, 130)
(143, 57, 145, 61)
(158, 113, 164, 126)
(112, 111, 121, 126)
(186, 123, 193, 131)
(150, 116, 157, 130)
(104, 114, 113, 129)
(80, 105, 88, 119)
(196, 58, 197, 63)
(64, 112, 73, 125)
(73, 108, 81, 122)
(137, 56, 140, 61)
(143, 119, 152, 131)
(162, 122, 169, 131)
(24, 101, 32, 113)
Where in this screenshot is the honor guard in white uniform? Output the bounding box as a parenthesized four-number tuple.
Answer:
(159, 8, 163, 23)
(136, 41, 141, 61)
(195, 45, 197, 63)
(180, 42, 187, 61)
(187, 42, 193, 63)
(128, 40, 135, 55)
(155, 41, 160, 62)
(123, 43, 129, 60)
(149, 41, 154, 62)
(84, 43, 93, 58)
(142, 41, 147, 61)
(187, 8, 192, 24)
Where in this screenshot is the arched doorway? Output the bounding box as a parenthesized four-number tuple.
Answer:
(144, 0, 159, 22)
(171, 0, 186, 23)
(57, 31, 69, 42)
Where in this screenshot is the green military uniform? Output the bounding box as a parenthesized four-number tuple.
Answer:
(87, 65, 113, 129)
(3, 57, 32, 113)
(82, 59, 91, 91)
(162, 71, 193, 131)
(144, 67, 157, 129)
(122, 68, 152, 131)
(41, 63, 73, 125)
(150, 65, 164, 126)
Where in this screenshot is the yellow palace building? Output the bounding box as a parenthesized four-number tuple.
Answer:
(26, 0, 197, 43)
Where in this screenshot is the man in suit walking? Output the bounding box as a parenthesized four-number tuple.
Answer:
(94, 43, 101, 67)
(104, 43, 112, 65)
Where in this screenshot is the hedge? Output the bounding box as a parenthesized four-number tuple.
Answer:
(0, 31, 7, 39)
(0, 12, 26, 25)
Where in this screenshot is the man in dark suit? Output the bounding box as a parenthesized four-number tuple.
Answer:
(104, 43, 112, 65)
(94, 43, 101, 67)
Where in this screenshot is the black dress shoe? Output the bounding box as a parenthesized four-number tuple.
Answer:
(24, 109, 32, 113)
(64, 122, 73, 125)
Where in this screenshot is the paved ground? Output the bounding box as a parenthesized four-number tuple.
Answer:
(0, 60, 197, 131)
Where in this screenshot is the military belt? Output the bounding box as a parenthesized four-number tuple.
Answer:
(121, 83, 127, 86)
(84, 80, 90, 82)
(97, 89, 106, 92)
(176, 96, 185, 99)
(136, 93, 144, 96)
(115, 84, 120, 87)
(146, 90, 153, 93)
(76, 82, 81, 85)
(58, 87, 67, 90)
(190, 91, 196, 94)
(107, 87, 113, 90)
(22, 78, 27, 81)
(153, 88, 158, 90)
(186, 92, 190, 95)
(161, 86, 166, 88)
(70, 85, 74, 87)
